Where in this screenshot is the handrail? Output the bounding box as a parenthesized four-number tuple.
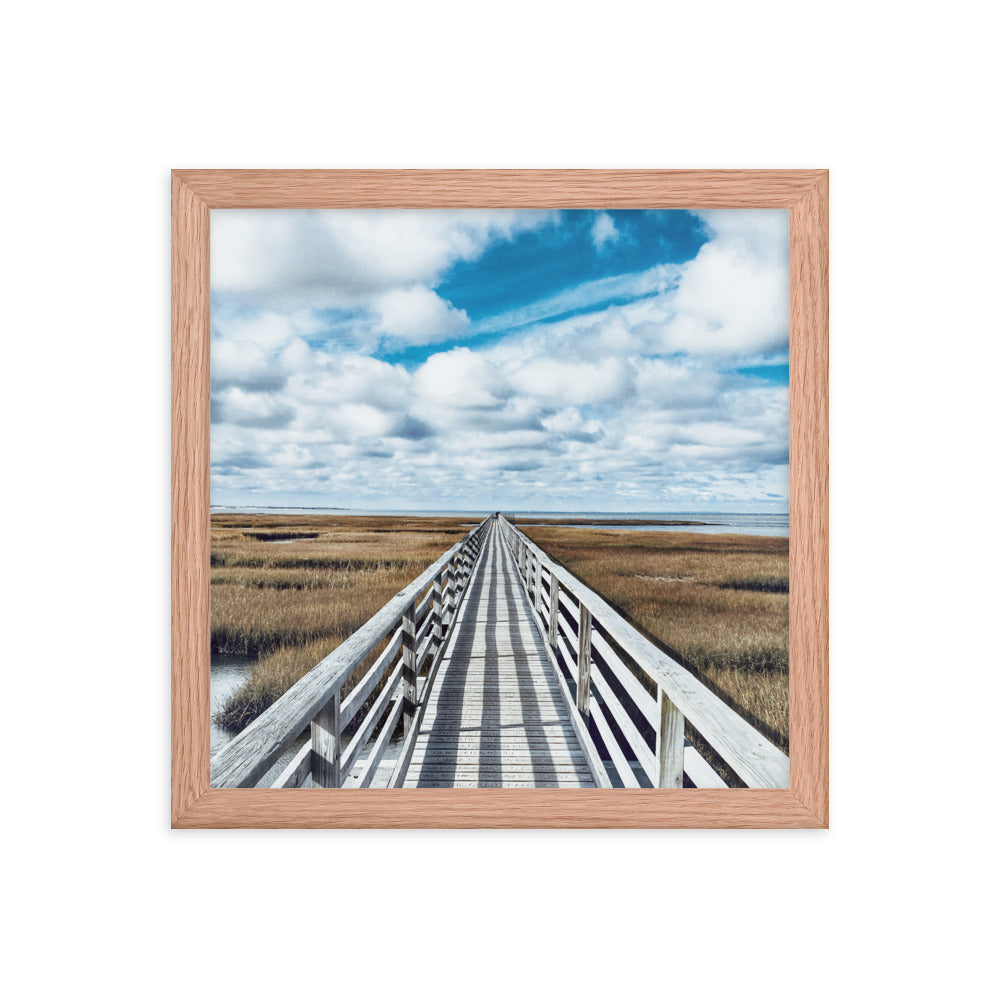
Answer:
(497, 515, 789, 788)
(211, 516, 492, 788)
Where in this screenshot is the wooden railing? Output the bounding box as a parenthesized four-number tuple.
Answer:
(497, 515, 789, 789)
(211, 516, 492, 788)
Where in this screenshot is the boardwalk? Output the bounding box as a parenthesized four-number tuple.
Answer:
(404, 522, 596, 787)
(211, 513, 788, 792)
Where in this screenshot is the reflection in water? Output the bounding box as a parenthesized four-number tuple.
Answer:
(210, 653, 307, 786)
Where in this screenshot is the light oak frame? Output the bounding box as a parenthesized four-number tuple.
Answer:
(172, 170, 828, 828)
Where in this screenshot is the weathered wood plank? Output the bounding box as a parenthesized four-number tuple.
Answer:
(684, 744, 728, 789)
(577, 604, 593, 715)
(387, 548, 485, 788)
(340, 626, 403, 726)
(657, 688, 684, 789)
(271, 741, 311, 789)
(348, 695, 406, 789)
(588, 697, 641, 789)
(340, 660, 404, 779)
(547, 574, 560, 648)
(401, 599, 417, 734)
(310, 691, 341, 788)
(589, 662, 656, 781)
(403, 521, 603, 788)
(589, 629, 658, 731)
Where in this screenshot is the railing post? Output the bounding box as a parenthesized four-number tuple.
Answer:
(548, 574, 560, 648)
(444, 560, 455, 626)
(432, 574, 443, 655)
(576, 603, 592, 715)
(310, 688, 342, 787)
(656, 687, 684, 788)
(534, 556, 544, 614)
(401, 599, 417, 734)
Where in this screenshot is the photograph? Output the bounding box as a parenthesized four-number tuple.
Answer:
(13, 3, 997, 994)
(207, 205, 793, 790)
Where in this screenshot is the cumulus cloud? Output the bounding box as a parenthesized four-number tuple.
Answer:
(211, 211, 562, 358)
(210, 209, 790, 510)
(508, 356, 632, 407)
(591, 212, 620, 251)
(665, 210, 789, 354)
(373, 286, 469, 345)
(542, 408, 604, 443)
(211, 387, 296, 429)
(211, 339, 288, 393)
(212, 209, 557, 305)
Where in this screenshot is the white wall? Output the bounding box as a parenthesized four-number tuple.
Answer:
(5, 3, 995, 998)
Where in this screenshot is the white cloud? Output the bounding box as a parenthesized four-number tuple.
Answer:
(508, 356, 632, 407)
(664, 210, 789, 354)
(634, 358, 724, 409)
(211, 209, 557, 305)
(473, 262, 680, 341)
(542, 408, 604, 442)
(211, 339, 286, 392)
(210, 209, 790, 510)
(212, 309, 322, 351)
(591, 212, 619, 251)
(483, 209, 788, 359)
(413, 348, 509, 411)
(373, 286, 469, 345)
(211, 387, 295, 429)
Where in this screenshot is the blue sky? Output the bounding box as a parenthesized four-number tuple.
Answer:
(210, 209, 789, 511)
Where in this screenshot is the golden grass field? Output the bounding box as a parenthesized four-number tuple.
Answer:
(211, 515, 788, 754)
(211, 514, 472, 729)
(519, 524, 789, 749)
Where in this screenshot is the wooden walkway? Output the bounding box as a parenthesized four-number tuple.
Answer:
(212, 513, 788, 792)
(403, 521, 597, 788)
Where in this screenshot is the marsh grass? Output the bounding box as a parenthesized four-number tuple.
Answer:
(213, 515, 789, 774)
(522, 526, 789, 752)
(211, 515, 470, 731)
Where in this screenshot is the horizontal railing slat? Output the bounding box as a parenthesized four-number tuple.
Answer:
(589, 630, 658, 731)
(340, 627, 404, 727)
(589, 662, 657, 782)
(588, 696, 641, 788)
(340, 660, 405, 779)
(350, 695, 406, 789)
(271, 741, 312, 789)
(684, 744, 728, 788)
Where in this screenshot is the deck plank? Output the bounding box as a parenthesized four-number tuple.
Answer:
(403, 521, 597, 788)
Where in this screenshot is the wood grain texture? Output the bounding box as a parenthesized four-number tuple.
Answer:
(172, 169, 826, 209)
(171, 168, 829, 828)
(789, 172, 830, 827)
(404, 523, 597, 789)
(171, 174, 210, 823)
(172, 788, 824, 829)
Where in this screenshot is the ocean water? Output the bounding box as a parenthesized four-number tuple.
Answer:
(210, 506, 789, 538)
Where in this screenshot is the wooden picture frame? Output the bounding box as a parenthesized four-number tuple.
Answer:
(172, 169, 828, 828)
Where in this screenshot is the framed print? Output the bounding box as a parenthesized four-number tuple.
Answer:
(171, 170, 828, 828)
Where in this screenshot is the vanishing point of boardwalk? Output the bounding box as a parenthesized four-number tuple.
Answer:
(404, 523, 595, 787)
